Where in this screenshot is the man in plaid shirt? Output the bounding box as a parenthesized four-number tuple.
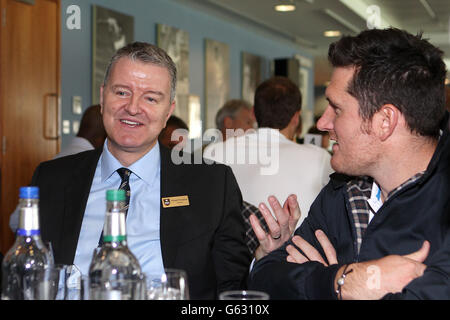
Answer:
(249, 28, 450, 299)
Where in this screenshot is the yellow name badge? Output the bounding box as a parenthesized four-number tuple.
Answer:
(162, 195, 190, 208)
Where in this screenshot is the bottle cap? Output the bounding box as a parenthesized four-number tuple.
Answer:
(106, 189, 126, 201)
(19, 186, 39, 199)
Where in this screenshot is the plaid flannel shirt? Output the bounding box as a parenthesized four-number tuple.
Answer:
(241, 201, 269, 255)
(346, 172, 424, 254)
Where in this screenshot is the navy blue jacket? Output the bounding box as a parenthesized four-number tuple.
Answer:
(249, 115, 450, 300)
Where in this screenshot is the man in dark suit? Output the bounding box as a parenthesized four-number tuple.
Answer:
(31, 42, 251, 299)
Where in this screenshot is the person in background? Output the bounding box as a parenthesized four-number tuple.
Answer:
(205, 76, 333, 259)
(9, 104, 107, 232)
(27, 42, 251, 299)
(55, 104, 106, 158)
(248, 28, 450, 300)
(293, 114, 304, 144)
(215, 99, 255, 141)
(158, 115, 189, 149)
(306, 124, 331, 151)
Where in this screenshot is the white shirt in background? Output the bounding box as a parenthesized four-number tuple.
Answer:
(54, 136, 94, 159)
(204, 128, 334, 229)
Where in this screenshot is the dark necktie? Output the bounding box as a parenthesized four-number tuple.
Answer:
(98, 167, 132, 246)
(116, 167, 131, 217)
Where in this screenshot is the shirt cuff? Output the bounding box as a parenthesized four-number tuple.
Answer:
(305, 263, 341, 300)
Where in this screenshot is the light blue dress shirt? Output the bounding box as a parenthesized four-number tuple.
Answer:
(73, 140, 165, 279)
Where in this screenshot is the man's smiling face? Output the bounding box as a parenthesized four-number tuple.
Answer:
(100, 57, 175, 160)
(317, 66, 380, 176)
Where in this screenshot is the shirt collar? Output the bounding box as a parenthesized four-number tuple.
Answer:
(256, 127, 290, 142)
(367, 181, 383, 213)
(100, 139, 161, 186)
(367, 171, 425, 213)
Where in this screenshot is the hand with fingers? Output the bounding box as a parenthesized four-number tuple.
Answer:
(286, 229, 338, 266)
(338, 241, 430, 300)
(250, 194, 301, 260)
(284, 229, 430, 299)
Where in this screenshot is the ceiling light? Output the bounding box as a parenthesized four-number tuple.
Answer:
(275, 5, 296, 12)
(324, 30, 341, 37)
(274, 1, 296, 12)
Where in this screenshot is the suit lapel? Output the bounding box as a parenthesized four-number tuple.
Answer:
(58, 146, 191, 266)
(60, 149, 102, 264)
(159, 146, 188, 268)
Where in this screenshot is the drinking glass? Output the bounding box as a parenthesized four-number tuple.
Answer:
(44, 241, 54, 262)
(62, 264, 82, 300)
(219, 290, 269, 300)
(79, 275, 90, 300)
(22, 265, 62, 300)
(88, 274, 147, 300)
(147, 269, 189, 300)
(22, 264, 82, 300)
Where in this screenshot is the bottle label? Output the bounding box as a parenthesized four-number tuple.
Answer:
(17, 229, 40, 236)
(103, 235, 126, 242)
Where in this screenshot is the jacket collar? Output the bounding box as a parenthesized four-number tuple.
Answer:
(421, 111, 450, 180)
(62, 148, 102, 264)
(159, 145, 189, 267)
(62, 145, 186, 266)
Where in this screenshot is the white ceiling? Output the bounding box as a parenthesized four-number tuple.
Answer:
(179, 0, 450, 85)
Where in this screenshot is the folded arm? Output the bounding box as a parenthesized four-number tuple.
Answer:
(286, 230, 432, 300)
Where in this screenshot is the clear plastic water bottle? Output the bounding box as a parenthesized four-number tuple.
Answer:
(88, 189, 143, 300)
(1, 186, 54, 300)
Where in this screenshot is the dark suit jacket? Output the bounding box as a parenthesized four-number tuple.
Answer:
(31, 145, 252, 299)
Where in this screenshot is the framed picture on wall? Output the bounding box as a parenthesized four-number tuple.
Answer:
(175, 94, 202, 140)
(187, 95, 202, 140)
(92, 5, 134, 105)
(156, 23, 190, 125)
(241, 52, 262, 105)
(299, 67, 309, 110)
(157, 23, 189, 96)
(205, 39, 230, 130)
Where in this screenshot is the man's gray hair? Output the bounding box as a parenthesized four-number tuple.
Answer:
(215, 99, 252, 131)
(103, 42, 177, 102)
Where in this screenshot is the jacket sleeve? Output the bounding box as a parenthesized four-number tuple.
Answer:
(248, 185, 342, 300)
(383, 230, 450, 300)
(213, 165, 252, 294)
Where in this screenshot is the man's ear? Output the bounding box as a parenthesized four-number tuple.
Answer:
(168, 100, 176, 119)
(223, 116, 233, 129)
(375, 104, 399, 141)
(164, 100, 176, 127)
(292, 110, 300, 126)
